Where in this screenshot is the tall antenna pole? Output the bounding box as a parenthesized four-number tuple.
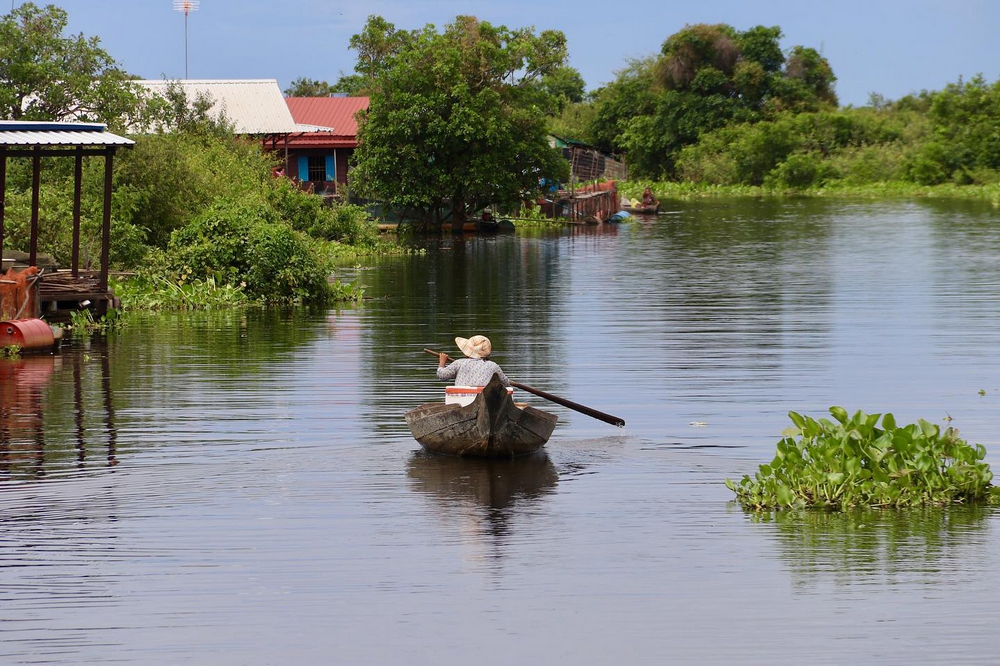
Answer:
(172, 1, 200, 79)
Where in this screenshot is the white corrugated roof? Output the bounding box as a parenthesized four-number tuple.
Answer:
(294, 123, 337, 133)
(137, 79, 298, 134)
(0, 121, 134, 147)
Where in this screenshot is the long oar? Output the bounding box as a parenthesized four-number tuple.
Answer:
(424, 349, 625, 428)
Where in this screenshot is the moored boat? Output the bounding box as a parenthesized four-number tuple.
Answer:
(405, 374, 559, 457)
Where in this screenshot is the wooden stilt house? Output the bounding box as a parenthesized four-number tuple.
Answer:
(0, 121, 134, 318)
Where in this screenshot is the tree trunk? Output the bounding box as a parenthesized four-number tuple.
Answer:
(451, 194, 466, 234)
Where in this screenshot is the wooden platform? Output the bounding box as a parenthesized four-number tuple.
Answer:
(37, 270, 117, 314)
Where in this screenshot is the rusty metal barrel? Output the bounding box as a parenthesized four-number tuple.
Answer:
(0, 318, 56, 351)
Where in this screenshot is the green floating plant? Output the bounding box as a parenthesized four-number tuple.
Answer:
(727, 407, 1000, 511)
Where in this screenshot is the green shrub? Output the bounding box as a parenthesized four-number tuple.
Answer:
(765, 151, 837, 189)
(905, 141, 952, 185)
(167, 197, 331, 303)
(266, 179, 380, 246)
(727, 408, 999, 510)
(244, 223, 331, 302)
(825, 143, 909, 184)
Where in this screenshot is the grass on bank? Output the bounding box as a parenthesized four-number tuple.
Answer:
(618, 180, 1000, 203)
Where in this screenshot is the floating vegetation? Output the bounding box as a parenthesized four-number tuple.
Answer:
(67, 307, 126, 334)
(727, 407, 1000, 511)
(1, 344, 22, 359)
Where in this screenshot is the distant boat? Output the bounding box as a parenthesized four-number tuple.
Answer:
(477, 216, 515, 233)
(405, 374, 558, 457)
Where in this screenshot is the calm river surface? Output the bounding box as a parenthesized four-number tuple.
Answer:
(3, 198, 1000, 664)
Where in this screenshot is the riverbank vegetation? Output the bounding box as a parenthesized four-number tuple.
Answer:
(0, 3, 395, 310)
(555, 23, 1000, 200)
(727, 408, 1000, 511)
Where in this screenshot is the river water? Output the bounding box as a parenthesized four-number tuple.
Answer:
(2, 198, 1000, 664)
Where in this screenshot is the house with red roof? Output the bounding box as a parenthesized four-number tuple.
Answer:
(282, 96, 369, 196)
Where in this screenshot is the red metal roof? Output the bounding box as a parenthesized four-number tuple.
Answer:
(285, 97, 369, 137)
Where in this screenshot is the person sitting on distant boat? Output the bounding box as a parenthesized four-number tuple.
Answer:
(437, 335, 510, 387)
(641, 186, 656, 206)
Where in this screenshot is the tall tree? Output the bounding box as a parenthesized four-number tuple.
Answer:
(590, 23, 837, 178)
(0, 2, 139, 129)
(350, 15, 569, 229)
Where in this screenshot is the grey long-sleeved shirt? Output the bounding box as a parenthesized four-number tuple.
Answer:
(436, 358, 510, 387)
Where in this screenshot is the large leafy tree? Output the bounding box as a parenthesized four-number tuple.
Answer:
(284, 77, 338, 97)
(350, 15, 569, 229)
(541, 65, 586, 113)
(590, 23, 837, 178)
(284, 74, 368, 97)
(0, 3, 140, 129)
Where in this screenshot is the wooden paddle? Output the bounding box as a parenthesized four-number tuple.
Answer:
(424, 348, 625, 428)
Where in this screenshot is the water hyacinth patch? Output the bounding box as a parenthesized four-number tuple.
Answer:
(727, 407, 1000, 510)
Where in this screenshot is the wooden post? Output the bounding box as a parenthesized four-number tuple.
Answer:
(72, 148, 83, 277)
(0, 147, 6, 267)
(29, 148, 40, 266)
(99, 147, 114, 293)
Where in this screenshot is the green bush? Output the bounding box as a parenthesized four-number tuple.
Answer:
(167, 197, 331, 303)
(244, 222, 331, 302)
(674, 106, 930, 187)
(904, 141, 952, 185)
(824, 143, 909, 184)
(727, 407, 999, 510)
(266, 179, 380, 247)
(765, 151, 837, 189)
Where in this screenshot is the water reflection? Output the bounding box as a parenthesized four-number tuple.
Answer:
(0, 348, 117, 481)
(406, 451, 558, 561)
(359, 234, 574, 432)
(757, 506, 993, 590)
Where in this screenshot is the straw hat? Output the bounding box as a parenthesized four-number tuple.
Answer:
(456, 335, 492, 359)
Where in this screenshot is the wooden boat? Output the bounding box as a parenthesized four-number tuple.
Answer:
(405, 374, 558, 457)
(624, 201, 660, 214)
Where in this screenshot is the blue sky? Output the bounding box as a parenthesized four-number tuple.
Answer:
(34, 0, 999, 107)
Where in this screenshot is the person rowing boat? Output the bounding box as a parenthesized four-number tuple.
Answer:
(408, 336, 556, 456)
(435, 335, 510, 390)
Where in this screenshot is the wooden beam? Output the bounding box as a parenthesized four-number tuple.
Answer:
(2, 148, 116, 158)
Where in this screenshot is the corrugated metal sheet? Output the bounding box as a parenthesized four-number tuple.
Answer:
(285, 97, 369, 137)
(137, 79, 299, 134)
(0, 121, 134, 147)
(294, 123, 336, 133)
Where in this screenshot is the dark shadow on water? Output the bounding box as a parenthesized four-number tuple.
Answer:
(748, 505, 994, 590)
(406, 449, 558, 510)
(406, 450, 559, 564)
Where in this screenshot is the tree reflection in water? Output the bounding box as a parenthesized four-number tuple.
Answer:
(406, 451, 559, 563)
(754, 506, 992, 590)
